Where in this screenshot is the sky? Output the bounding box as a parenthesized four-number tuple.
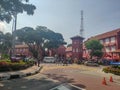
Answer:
(0, 0, 120, 44)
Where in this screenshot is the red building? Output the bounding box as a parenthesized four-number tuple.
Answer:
(56, 45, 66, 57)
(71, 35, 84, 60)
(15, 44, 31, 57)
(66, 46, 72, 58)
(84, 28, 120, 61)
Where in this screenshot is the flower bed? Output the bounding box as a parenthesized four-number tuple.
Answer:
(0, 60, 34, 72)
(103, 65, 120, 75)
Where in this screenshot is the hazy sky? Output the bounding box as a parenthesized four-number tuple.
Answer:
(0, 0, 120, 44)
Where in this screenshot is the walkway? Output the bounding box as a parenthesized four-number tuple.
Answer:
(0, 65, 42, 81)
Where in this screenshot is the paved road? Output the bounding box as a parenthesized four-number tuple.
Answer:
(0, 64, 120, 90)
(41, 64, 120, 90)
(0, 69, 60, 90)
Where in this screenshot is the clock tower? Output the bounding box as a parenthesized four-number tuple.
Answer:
(71, 36, 84, 60)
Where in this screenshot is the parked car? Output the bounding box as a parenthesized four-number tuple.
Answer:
(43, 56, 56, 63)
(110, 62, 120, 66)
(84, 61, 99, 66)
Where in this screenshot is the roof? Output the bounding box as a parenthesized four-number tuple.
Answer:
(71, 35, 84, 40)
(66, 46, 72, 52)
(88, 28, 120, 40)
(58, 45, 66, 49)
(15, 44, 28, 48)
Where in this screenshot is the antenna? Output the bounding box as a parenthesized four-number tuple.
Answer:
(80, 10, 84, 37)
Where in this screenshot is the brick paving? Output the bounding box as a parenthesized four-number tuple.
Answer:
(41, 64, 120, 90)
(0, 63, 120, 90)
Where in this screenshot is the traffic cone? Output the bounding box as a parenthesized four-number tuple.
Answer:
(109, 76, 113, 82)
(102, 77, 107, 85)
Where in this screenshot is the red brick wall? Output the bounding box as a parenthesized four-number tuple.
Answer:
(117, 31, 120, 49)
(71, 37, 84, 60)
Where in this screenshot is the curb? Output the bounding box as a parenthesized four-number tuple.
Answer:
(0, 66, 43, 81)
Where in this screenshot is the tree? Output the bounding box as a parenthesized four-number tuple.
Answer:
(67, 44, 72, 47)
(15, 27, 39, 58)
(35, 26, 66, 49)
(0, 0, 36, 23)
(85, 40, 103, 59)
(15, 26, 66, 58)
(0, 0, 36, 57)
(0, 32, 12, 57)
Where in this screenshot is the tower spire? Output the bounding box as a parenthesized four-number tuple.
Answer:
(80, 10, 84, 37)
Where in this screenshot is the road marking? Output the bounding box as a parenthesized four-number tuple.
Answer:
(69, 84, 86, 90)
(50, 83, 86, 90)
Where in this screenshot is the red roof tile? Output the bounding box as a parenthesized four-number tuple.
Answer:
(15, 44, 28, 48)
(66, 46, 72, 52)
(89, 28, 120, 40)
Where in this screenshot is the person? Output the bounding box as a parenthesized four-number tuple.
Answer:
(63, 57, 68, 66)
(34, 58, 37, 66)
(37, 58, 40, 67)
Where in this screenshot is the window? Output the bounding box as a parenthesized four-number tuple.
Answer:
(79, 49, 82, 52)
(20, 49, 23, 52)
(111, 37, 115, 43)
(76, 48, 79, 52)
(100, 40, 104, 44)
(73, 48, 75, 52)
(23, 48, 26, 52)
(111, 46, 116, 51)
(105, 46, 110, 52)
(105, 38, 109, 44)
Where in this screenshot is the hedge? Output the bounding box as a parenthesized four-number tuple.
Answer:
(103, 66, 120, 75)
(0, 60, 34, 72)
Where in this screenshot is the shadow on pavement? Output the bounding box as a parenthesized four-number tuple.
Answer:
(44, 73, 86, 89)
(45, 73, 74, 83)
(0, 76, 60, 90)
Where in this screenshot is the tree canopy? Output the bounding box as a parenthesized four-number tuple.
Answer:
(15, 26, 66, 58)
(0, 32, 12, 55)
(0, 0, 36, 23)
(85, 39, 103, 58)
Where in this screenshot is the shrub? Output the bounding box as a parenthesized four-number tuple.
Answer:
(1, 54, 9, 59)
(103, 66, 120, 75)
(0, 59, 34, 72)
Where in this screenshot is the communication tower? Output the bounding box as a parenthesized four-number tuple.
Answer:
(80, 10, 84, 37)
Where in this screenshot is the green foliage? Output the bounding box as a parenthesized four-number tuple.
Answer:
(85, 40, 103, 50)
(85, 40, 103, 58)
(103, 66, 120, 75)
(15, 26, 66, 58)
(0, 32, 12, 55)
(0, 59, 34, 72)
(67, 44, 72, 47)
(90, 50, 103, 58)
(36, 26, 66, 49)
(1, 54, 10, 59)
(0, 0, 36, 23)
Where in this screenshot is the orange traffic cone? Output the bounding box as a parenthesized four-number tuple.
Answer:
(102, 77, 107, 85)
(109, 76, 113, 82)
